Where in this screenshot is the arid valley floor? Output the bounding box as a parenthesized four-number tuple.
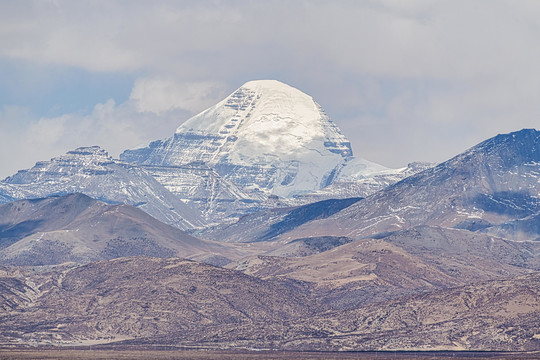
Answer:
(0, 349, 539, 360)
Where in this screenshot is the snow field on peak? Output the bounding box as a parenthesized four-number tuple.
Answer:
(121, 79, 395, 204)
(177, 80, 344, 163)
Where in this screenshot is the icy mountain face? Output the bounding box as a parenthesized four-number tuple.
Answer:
(0, 147, 205, 230)
(121, 80, 386, 198)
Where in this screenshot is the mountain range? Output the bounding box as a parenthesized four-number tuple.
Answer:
(263, 128, 540, 242)
(0, 80, 538, 352)
(0, 147, 205, 230)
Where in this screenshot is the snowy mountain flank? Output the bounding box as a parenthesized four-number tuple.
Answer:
(120, 80, 392, 215)
(0, 146, 205, 230)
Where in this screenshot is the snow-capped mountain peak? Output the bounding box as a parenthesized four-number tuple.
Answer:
(122, 80, 386, 198)
(175, 79, 352, 165)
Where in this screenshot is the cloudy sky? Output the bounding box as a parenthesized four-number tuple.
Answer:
(1, 0, 539, 178)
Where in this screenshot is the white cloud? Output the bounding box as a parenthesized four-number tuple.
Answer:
(130, 78, 226, 114)
(0, 85, 197, 179)
(3, 1, 540, 88)
(0, 106, 44, 178)
(0, 1, 143, 72)
(1, 0, 540, 170)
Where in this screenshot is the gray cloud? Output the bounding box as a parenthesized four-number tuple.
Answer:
(1, 0, 539, 177)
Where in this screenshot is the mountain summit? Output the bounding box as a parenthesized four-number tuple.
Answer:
(121, 80, 386, 197)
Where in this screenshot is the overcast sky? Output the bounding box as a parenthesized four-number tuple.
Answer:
(1, 0, 539, 178)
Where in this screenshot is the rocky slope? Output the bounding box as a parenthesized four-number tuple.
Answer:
(0, 256, 537, 351)
(0, 257, 319, 347)
(198, 197, 362, 243)
(228, 225, 540, 308)
(140, 163, 266, 223)
(0, 147, 205, 230)
(0, 194, 236, 266)
(283, 272, 540, 351)
(280, 129, 540, 241)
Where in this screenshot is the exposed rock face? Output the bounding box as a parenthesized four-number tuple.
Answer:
(0, 186, 15, 204)
(139, 164, 266, 223)
(0, 275, 38, 312)
(0, 147, 205, 230)
(283, 129, 540, 241)
(0, 194, 236, 266)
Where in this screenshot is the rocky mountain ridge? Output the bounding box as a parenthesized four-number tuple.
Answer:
(0, 147, 205, 230)
(277, 129, 540, 241)
(0, 193, 238, 266)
